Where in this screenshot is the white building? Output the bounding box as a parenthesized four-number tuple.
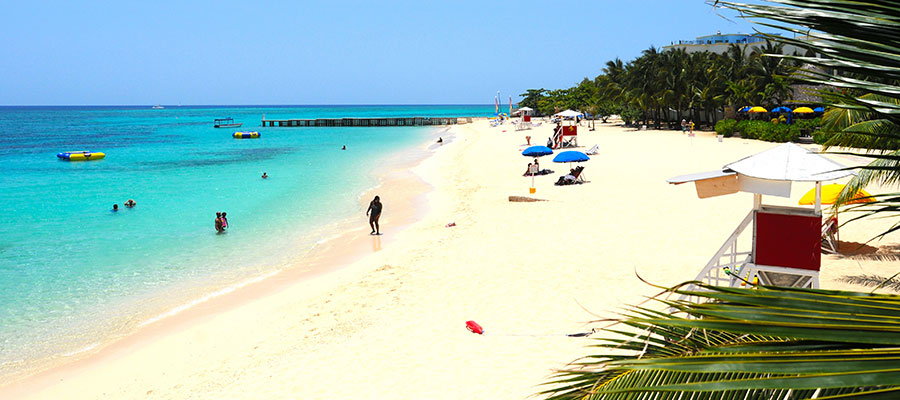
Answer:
(663, 32, 809, 55)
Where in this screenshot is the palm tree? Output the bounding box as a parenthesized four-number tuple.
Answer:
(543, 1, 900, 398)
(543, 283, 900, 399)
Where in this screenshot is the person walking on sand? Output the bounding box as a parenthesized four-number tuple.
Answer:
(681, 119, 687, 134)
(689, 120, 695, 136)
(366, 196, 382, 235)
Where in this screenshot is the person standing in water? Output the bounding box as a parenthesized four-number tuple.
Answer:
(215, 212, 224, 232)
(221, 212, 228, 229)
(366, 196, 382, 235)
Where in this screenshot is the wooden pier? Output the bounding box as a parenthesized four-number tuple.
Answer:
(261, 116, 470, 127)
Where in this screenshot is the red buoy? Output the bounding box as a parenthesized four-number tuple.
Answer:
(465, 320, 484, 335)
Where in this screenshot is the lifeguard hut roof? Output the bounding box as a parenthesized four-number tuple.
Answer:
(725, 143, 853, 182)
(668, 143, 853, 185)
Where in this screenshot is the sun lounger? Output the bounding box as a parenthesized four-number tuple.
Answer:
(586, 144, 600, 155)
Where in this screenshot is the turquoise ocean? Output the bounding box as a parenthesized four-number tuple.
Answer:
(0, 105, 493, 375)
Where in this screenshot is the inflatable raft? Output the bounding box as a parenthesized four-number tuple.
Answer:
(233, 131, 260, 139)
(57, 151, 105, 161)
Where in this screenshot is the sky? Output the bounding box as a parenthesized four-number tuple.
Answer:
(0, 1, 766, 105)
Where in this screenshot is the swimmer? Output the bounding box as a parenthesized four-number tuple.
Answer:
(124, 199, 136, 208)
(341, 145, 346, 150)
(112, 204, 118, 212)
(262, 172, 268, 179)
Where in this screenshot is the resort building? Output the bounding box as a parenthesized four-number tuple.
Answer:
(663, 31, 808, 55)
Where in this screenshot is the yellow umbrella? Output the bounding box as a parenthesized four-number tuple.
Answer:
(748, 106, 768, 113)
(798, 183, 875, 205)
(793, 106, 815, 114)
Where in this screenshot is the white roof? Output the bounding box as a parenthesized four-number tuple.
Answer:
(517, 107, 534, 111)
(554, 109, 583, 117)
(725, 143, 854, 182)
(667, 170, 736, 184)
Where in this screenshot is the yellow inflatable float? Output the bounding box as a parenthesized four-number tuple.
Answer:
(57, 151, 105, 161)
(233, 131, 260, 139)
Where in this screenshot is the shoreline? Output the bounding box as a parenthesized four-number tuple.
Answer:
(0, 125, 449, 394)
(7, 120, 899, 399)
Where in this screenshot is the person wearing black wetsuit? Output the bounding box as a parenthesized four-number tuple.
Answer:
(366, 196, 382, 235)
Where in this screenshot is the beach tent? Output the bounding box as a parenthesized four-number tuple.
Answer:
(554, 109, 583, 118)
(668, 143, 855, 291)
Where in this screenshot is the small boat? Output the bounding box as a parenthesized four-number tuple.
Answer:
(57, 150, 105, 161)
(152, 104, 164, 109)
(214, 118, 243, 128)
(233, 131, 260, 139)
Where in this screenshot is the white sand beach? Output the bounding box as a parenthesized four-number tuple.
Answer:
(5, 120, 900, 399)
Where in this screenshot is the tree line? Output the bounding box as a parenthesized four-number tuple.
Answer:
(519, 41, 804, 129)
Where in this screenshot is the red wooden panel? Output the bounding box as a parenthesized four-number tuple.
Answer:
(755, 211, 821, 271)
(562, 125, 577, 136)
(523, 115, 531, 122)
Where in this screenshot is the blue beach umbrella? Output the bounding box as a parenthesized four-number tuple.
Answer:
(522, 146, 553, 157)
(522, 146, 553, 190)
(738, 106, 751, 113)
(771, 106, 792, 113)
(552, 150, 590, 163)
(813, 106, 825, 113)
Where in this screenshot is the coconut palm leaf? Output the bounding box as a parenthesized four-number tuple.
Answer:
(543, 283, 900, 400)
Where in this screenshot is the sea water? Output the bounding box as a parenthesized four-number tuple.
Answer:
(0, 105, 493, 375)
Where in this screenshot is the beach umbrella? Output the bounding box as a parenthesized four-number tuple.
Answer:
(793, 107, 815, 114)
(522, 146, 553, 157)
(748, 106, 768, 113)
(552, 150, 590, 183)
(522, 146, 553, 191)
(798, 183, 874, 206)
(552, 150, 590, 163)
(737, 106, 751, 113)
(813, 106, 825, 113)
(771, 106, 792, 113)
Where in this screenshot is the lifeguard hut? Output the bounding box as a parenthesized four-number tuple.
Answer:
(668, 143, 853, 290)
(551, 109, 581, 149)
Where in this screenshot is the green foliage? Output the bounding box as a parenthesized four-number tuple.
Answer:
(543, 283, 900, 400)
(718, 118, 801, 142)
(714, 119, 737, 137)
(619, 106, 642, 126)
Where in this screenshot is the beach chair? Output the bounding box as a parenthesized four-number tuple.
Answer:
(572, 166, 586, 183)
(586, 144, 600, 155)
(822, 215, 839, 254)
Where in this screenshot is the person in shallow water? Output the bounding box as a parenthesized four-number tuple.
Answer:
(215, 212, 224, 232)
(124, 199, 136, 208)
(341, 145, 346, 150)
(261, 172, 268, 179)
(221, 212, 228, 229)
(366, 195, 382, 235)
(111, 204, 118, 212)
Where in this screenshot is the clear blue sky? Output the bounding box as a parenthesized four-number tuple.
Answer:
(0, 1, 765, 105)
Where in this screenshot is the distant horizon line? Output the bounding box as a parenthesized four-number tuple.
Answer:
(0, 103, 502, 108)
